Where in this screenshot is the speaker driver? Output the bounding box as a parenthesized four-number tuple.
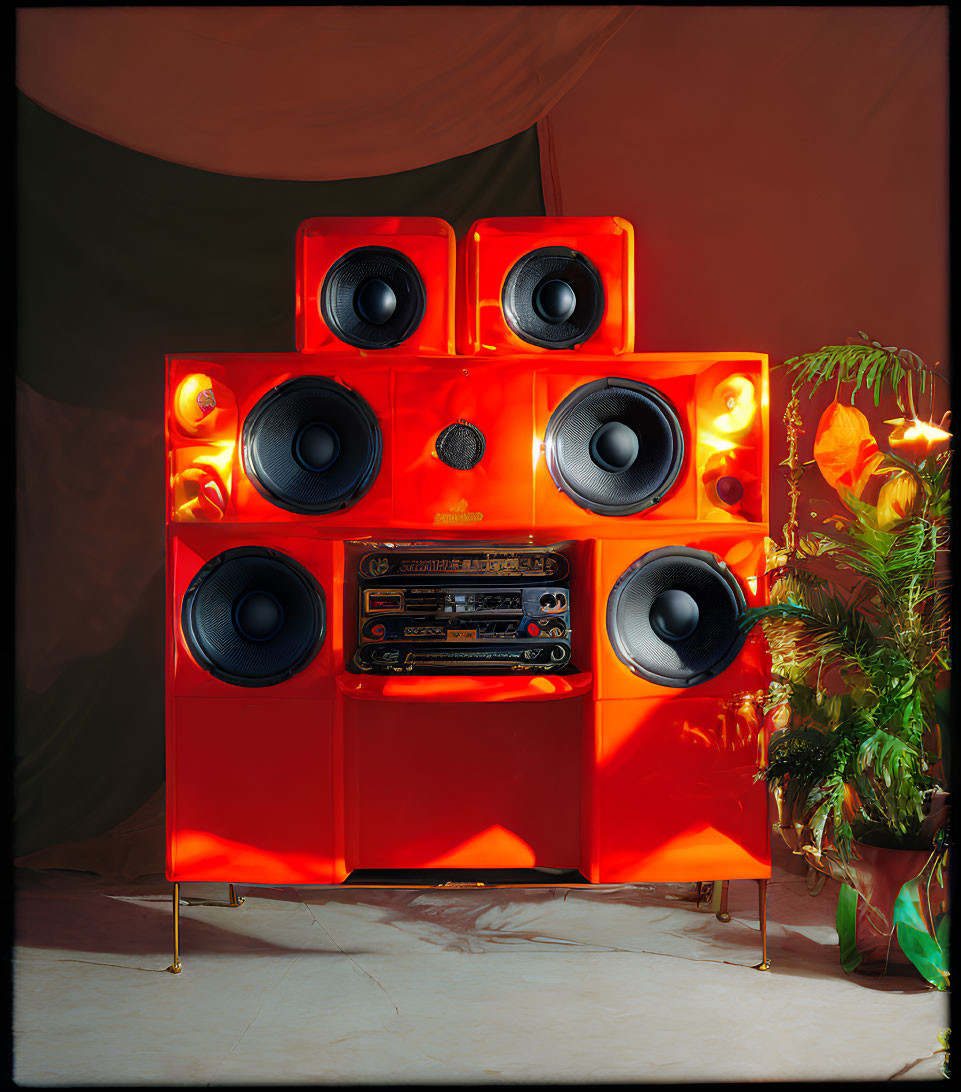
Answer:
(182, 547, 326, 687)
(606, 546, 746, 688)
(321, 246, 426, 349)
(502, 247, 604, 349)
(243, 376, 382, 515)
(545, 378, 684, 515)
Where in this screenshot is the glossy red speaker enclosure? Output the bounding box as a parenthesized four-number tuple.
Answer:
(458, 216, 635, 356)
(296, 216, 455, 356)
(166, 218, 772, 889)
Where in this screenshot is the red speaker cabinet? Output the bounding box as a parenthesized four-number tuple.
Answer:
(458, 216, 634, 356)
(165, 217, 772, 920)
(296, 216, 455, 356)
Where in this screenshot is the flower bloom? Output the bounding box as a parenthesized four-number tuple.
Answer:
(813, 401, 884, 501)
(877, 471, 921, 528)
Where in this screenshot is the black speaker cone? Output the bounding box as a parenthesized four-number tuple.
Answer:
(294, 422, 340, 472)
(606, 546, 746, 687)
(545, 378, 684, 515)
(502, 247, 604, 349)
(354, 278, 397, 325)
(534, 278, 577, 323)
(233, 590, 284, 642)
(321, 246, 426, 349)
(243, 376, 381, 515)
(182, 547, 326, 687)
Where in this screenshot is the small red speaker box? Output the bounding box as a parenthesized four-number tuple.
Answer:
(458, 216, 634, 356)
(296, 216, 455, 356)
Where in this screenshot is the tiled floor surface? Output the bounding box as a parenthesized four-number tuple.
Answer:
(13, 843, 948, 1085)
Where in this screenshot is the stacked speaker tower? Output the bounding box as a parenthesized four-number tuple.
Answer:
(166, 215, 772, 968)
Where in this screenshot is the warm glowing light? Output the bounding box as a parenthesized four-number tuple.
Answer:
(174, 373, 218, 435)
(885, 416, 952, 460)
(712, 375, 756, 435)
(698, 432, 737, 454)
(424, 824, 536, 868)
(532, 435, 544, 470)
(172, 829, 333, 883)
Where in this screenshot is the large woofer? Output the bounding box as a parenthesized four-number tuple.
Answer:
(182, 547, 326, 687)
(502, 247, 604, 349)
(243, 376, 382, 515)
(607, 546, 746, 687)
(545, 378, 684, 515)
(320, 246, 426, 349)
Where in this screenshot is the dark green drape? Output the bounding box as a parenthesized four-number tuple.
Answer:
(16, 91, 545, 858)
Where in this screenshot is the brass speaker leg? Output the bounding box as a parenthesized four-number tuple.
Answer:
(228, 884, 245, 907)
(715, 879, 731, 922)
(756, 878, 772, 971)
(166, 882, 182, 974)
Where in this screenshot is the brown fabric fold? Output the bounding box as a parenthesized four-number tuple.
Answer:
(16, 6, 633, 180)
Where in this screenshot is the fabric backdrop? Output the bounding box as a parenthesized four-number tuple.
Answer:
(15, 6, 947, 877)
(16, 6, 631, 180)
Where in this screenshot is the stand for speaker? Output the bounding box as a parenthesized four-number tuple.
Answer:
(165, 882, 245, 975)
(164, 879, 771, 974)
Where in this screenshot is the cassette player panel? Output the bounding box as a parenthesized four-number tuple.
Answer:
(353, 546, 572, 674)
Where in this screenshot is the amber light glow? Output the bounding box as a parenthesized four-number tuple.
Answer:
(885, 416, 952, 460)
(712, 375, 756, 436)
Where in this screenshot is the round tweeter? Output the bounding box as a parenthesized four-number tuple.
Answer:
(321, 246, 426, 349)
(242, 376, 382, 515)
(606, 546, 746, 688)
(545, 378, 684, 516)
(181, 546, 326, 687)
(435, 421, 486, 470)
(502, 247, 604, 349)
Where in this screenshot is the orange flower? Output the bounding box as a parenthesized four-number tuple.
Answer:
(877, 471, 921, 528)
(813, 401, 884, 502)
(884, 413, 952, 460)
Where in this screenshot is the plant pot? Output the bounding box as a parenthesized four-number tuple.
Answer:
(836, 839, 949, 987)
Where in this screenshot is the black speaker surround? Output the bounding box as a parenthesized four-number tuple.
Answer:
(545, 378, 684, 516)
(502, 247, 604, 349)
(242, 376, 382, 515)
(606, 546, 746, 687)
(321, 246, 427, 349)
(181, 546, 326, 687)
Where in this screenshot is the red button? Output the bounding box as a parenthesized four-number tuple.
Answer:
(526, 622, 540, 636)
(371, 624, 386, 639)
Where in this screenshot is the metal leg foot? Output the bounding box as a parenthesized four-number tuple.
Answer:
(715, 879, 731, 922)
(755, 878, 772, 970)
(228, 884, 245, 908)
(166, 882, 182, 974)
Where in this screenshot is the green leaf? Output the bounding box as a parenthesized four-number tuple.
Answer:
(837, 883, 863, 973)
(893, 880, 950, 989)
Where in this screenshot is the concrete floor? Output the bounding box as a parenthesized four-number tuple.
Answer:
(13, 841, 948, 1086)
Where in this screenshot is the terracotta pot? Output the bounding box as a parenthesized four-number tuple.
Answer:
(843, 840, 939, 975)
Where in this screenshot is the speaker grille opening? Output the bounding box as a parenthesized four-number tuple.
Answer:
(545, 378, 684, 515)
(607, 546, 746, 687)
(320, 246, 426, 349)
(181, 547, 326, 687)
(243, 376, 382, 515)
(502, 247, 604, 349)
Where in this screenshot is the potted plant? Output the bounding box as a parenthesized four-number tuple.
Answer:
(740, 333, 950, 988)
